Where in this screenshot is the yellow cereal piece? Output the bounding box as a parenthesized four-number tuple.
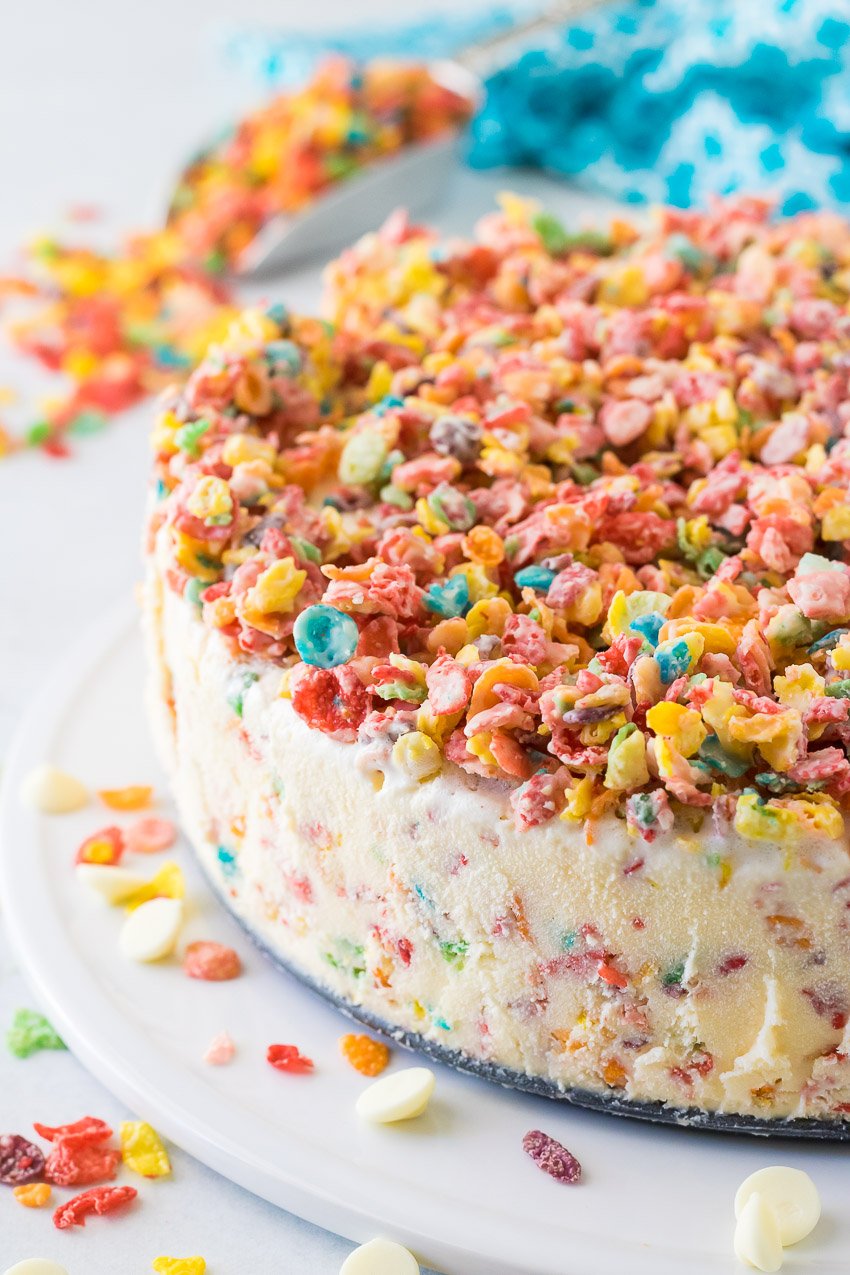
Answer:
(466, 596, 512, 639)
(221, 432, 277, 467)
(659, 619, 737, 656)
(728, 709, 802, 773)
(121, 1120, 171, 1178)
(560, 776, 596, 821)
(365, 359, 393, 401)
(247, 558, 307, 615)
(833, 638, 850, 672)
(734, 792, 797, 842)
(124, 861, 185, 911)
(774, 663, 825, 708)
(821, 503, 850, 541)
(604, 727, 650, 790)
(13, 1182, 52, 1208)
(606, 589, 671, 639)
(152, 1258, 206, 1275)
(700, 681, 753, 760)
(646, 702, 707, 757)
(150, 410, 182, 454)
(449, 562, 499, 604)
(186, 475, 233, 524)
(415, 495, 449, 536)
(462, 525, 505, 567)
(391, 732, 442, 782)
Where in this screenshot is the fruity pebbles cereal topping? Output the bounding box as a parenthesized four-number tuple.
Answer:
(149, 195, 850, 845)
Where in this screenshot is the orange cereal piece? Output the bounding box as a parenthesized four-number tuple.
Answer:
(98, 785, 154, 811)
(14, 1182, 52, 1208)
(339, 1033, 391, 1077)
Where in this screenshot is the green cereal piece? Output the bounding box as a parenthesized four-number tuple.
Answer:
(174, 416, 211, 457)
(7, 1008, 66, 1058)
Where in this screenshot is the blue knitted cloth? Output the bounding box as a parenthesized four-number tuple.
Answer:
(220, 0, 850, 212)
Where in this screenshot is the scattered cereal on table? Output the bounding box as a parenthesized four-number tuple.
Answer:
(36, 1116, 120, 1188)
(182, 941, 242, 982)
(120, 1121, 171, 1179)
(19, 764, 87, 814)
(52, 1183, 138, 1230)
(152, 1259, 207, 1275)
(522, 1130, 582, 1184)
(266, 1043, 314, 1074)
(6, 1010, 66, 1059)
(339, 1033, 390, 1077)
(13, 1182, 52, 1208)
(0, 1135, 46, 1185)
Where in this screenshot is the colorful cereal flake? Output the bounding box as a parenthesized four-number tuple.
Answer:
(53, 1183, 138, 1229)
(339, 1033, 391, 1077)
(522, 1129, 582, 1184)
(7, 1009, 66, 1059)
(267, 1043, 314, 1074)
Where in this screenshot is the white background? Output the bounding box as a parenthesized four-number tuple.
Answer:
(0, 3, 610, 1271)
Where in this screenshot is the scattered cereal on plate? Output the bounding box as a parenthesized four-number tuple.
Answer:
(339, 1033, 390, 1077)
(522, 1130, 582, 1184)
(355, 1068, 435, 1124)
(182, 941, 242, 981)
(266, 1043, 314, 1074)
(125, 816, 176, 854)
(98, 785, 154, 811)
(75, 825, 125, 865)
(203, 1031, 235, 1065)
(19, 764, 87, 814)
(6, 1010, 66, 1059)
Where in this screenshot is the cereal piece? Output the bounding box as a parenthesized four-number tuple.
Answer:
(267, 1044, 314, 1074)
(293, 604, 359, 669)
(33, 1117, 112, 1144)
(120, 1121, 171, 1178)
(152, 1260, 207, 1275)
(119, 897, 183, 962)
(124, 861, 185, 909)
(339, 1238, 420, 1275)
(183, 941, 242, 981)
(734, 1167, 820, 1247)
(125, 817, 176, 854)
(339, 1033, 391, 1077)
(52, 1183, 137, 1229)
(203, 1032, 235, 1065)
(7, 1010, 66, 1059)
(522, 1130, 582, 1184)
(734, 1192, 783, 1272)
(0, 1135, 46, 1185)
(76, 863, 148, 904)
(98, 785, 153, 810)
(75, 825, 125, 865)
(19, 764, 87, 814)
(3, 1262, 68, 1275)
(44, 1139, 120, 1187)
(355, 1067, 435, 1124)
(13, 1183, 52, 1208)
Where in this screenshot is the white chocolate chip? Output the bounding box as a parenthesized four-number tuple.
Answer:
(355, 1067, 435, 1124)
(735, 1167, 821, 1247)
(119, 897, 183, 962)
(339, 1238, 419, 1275)
(734, 1193, 784, 1272)
(76, 863, 148, 905)
(4, 1262, 70, 1275)
(20, 764, 87, 814)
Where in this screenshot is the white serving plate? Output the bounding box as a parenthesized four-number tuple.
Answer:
(1, 602, 848, 1275)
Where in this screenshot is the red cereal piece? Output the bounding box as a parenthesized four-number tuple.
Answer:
(53, 1183, 138, 1230)
(75, 825, 125, 866)
(0, 1134, 46, 1185)
(425, 653, 473, 715)
(34, 1117, 113, 1145)
(44, 1139, 120, 1187)
(290, 665, 369, 739)
(267, 1043, 314, 1074)
(522, 1129, 582, 1184)
(125, 816, 176, 854)
(183, 941, 242, 981)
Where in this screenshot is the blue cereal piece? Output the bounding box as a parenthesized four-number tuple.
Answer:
(629, 610, 666, 647)
(654, 637, 692, 683)
(515, 565, 556, 591)
(265, 339, 302, 375)
(424, 574, 470, 618)
(293, 604, 359, 669)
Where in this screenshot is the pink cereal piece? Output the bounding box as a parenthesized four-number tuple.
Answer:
(183, 941, 242, 981)
(788, 569, 850, 622)
(203, 1031, 236, 1065)
(522, 1129, 582, 1183)
(125, 816, 176, 854)
(599, 398, 652, 446)
(425, 653, 473, 716)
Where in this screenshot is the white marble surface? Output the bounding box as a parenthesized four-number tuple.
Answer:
(0, 4, 618, 1270)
